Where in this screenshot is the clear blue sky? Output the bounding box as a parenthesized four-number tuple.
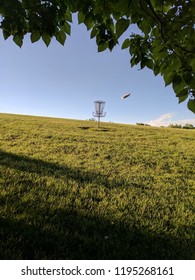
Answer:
(0, 16, 194, 126)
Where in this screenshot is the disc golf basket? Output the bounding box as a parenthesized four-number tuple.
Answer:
(93, 100, 106, 128)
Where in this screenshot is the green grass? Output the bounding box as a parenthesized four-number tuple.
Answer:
(0, 113, 194, 260)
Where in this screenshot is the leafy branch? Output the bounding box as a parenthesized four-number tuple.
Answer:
(0, 0, 194, 113)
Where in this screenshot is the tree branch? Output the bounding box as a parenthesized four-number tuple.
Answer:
(144, 0, 163, 23)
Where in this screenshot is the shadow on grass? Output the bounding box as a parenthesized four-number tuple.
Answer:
(78, 126, 113, 132)
(93, 128, 112, 132)
(0, 209, 194, 260)
(0, 150, 194, 260)
(0, 210, 193, 260)
(78, 126, 91, 130)
(0, 150, 120, 188)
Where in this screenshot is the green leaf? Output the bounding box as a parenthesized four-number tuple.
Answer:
(116, 18, 129, 39)
(176, 88, 188, 97)
(63, 22, 71, 35)
(167, 6, 178, 18)
(84, 13, 94, 30)
(31, 31, 41, 43)
(138, 19, 151, 35)
(172, 74, 185, 94)
(176, 89, 189, 104)
(13, 34, 23, 47)
(65, 10, 72, 23)
(56, 31, 66, 45)
(3, 30, 10, 40)
(178, 94, 188, 104)
(162, 4, 171, 13)
(153, 65, 160, 76)
(130, 54, 141, 67)
(130, 57, 136, 67)
(98, 42, 108, 52)
(108, 38, 117, 51)
(140, 59, 147, 69)
(152, 40, 164, 57)
(42, 33, 51, 47)
(163, 71, 175, 87)
(156, 49, 168, 61)
(150, 0, 164, 11)
(190, 58, 195, 72)
(189, 77, 195, 89)
(90, 26, 99, 39)
(187, 99, 195, 114)
(122, 38, 130, 49)
(78, 11, 85, 24)
(145, 59, 153, 70)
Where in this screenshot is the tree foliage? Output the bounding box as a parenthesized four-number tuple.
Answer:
(0, 0, 195, 112)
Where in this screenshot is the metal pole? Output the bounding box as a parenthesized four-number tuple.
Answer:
(92, 100, 106, 129)
(98, 115, 100, 128)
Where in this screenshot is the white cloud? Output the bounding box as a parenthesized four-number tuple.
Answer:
(172, 119, 195, 126)
(147, 113, 175, 127)
(147, 113, 195, 127)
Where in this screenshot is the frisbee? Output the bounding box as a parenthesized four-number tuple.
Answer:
(121, 93, 131, 99)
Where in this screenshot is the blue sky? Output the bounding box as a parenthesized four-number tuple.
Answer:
(0, 16, 194, 126)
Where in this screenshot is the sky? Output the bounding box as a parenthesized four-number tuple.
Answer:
(0, 15, 195, 127)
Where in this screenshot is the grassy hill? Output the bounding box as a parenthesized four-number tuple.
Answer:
(0, 113, 194, 260)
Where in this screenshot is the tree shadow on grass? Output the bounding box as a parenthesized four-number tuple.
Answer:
(0, 150, 120, 188)
(0, 209, 194, 260)
(0, 150, 194, 260)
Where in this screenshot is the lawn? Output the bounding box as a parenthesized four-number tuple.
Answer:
(0, 113, 194, 259)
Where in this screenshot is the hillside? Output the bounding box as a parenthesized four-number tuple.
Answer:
(0, 113, 194, 259)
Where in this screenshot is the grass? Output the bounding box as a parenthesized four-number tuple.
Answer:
(0, 113, 194, 260)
